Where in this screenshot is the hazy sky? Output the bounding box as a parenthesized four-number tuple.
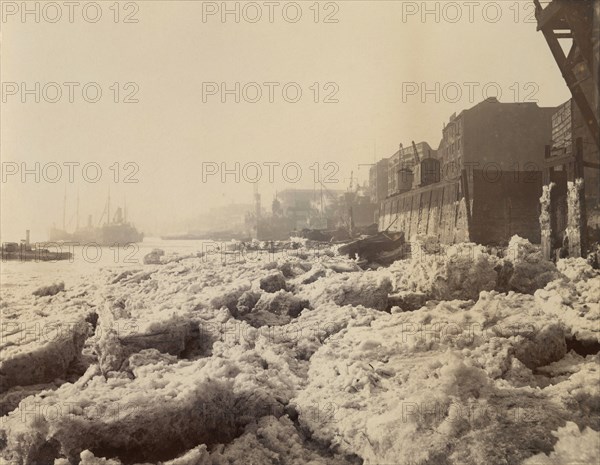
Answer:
(1, 0, 571, 240)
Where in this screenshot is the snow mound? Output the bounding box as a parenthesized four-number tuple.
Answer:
(293, 293, 595, 465)
(210, 415, 358, 465)
(300, 272, 392, 311)
(504, 235, 561, 294)
(54, 446, 210, 465)
(32, 282, 65, 297)
(290, 263, 329, 286)
(55, 416, 360, 464)
(259, 272, 287, 293)
(556, 257, 599, 282)
(410, 235, 442, 256)
(0, 287, 94, 392)
(92, 300, 200, 374)
(0, 341, 300, 465)
(521, 422, 600, 465)
(535, 258, 600, 344)
(241, 291, 309, 327)
(209, 281, 252, 314)
(390, 242, 498, 300)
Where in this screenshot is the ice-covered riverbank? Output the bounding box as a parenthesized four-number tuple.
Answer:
(1, 236, 599, 465)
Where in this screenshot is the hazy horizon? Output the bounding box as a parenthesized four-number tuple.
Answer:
(1, 1, 571, 241)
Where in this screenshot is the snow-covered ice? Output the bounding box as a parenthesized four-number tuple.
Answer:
(1, 236, 598, 465)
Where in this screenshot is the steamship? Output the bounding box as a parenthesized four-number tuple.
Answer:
(48, 194, 143, 246)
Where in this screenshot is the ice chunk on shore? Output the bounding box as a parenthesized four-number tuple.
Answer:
(259, 271, 288, 293)
(93, 313, 199, 373)
(210, 415, 358, 465)
(32, 282, 65, 297)
(535, 258, 600, 344)
(300, 272, 392, 311)
(0, 286, 95, 393)
(54, 415, 358, 465)
(389, 242, 498, 300)
(293, 291, 596, 465)
(241, 291, 309, 327)
(521, 422, 600, 465)
(0, 341, 300, 465)
(53, 446, 211, 465)
(3, 240, 598, 465)
(504, 236, 561, 294)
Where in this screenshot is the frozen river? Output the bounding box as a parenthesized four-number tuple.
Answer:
(0, 237, 214, 293)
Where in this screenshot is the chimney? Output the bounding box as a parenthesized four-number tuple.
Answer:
(25, 230, 30, 246)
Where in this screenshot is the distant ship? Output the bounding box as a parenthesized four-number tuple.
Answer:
(48, 193, 143, 246)
(49, 208, 143, 246)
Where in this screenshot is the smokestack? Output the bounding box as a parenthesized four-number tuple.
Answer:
(25, 230, 30, 246)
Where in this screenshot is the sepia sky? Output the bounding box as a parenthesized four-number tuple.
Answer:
(1, 0, 571, 240)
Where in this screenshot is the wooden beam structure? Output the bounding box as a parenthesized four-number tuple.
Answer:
(535, 0, 599, 260)
(534, 0, 600, 149)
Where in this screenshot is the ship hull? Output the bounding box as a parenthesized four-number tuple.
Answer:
(48, 224, 144, 246)
(1, 247, 72, 262)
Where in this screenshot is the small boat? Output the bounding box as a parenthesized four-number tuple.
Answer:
(1, 231, 73, 262)
(338, 231, 407, 265)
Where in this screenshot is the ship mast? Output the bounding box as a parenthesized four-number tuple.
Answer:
(62, 185, 67, 231)
(76, 190, 80, 231)
(320, 184, 324, 216)
(253, 183, 261, 236)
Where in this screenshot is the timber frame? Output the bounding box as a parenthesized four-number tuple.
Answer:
(535, 0, 600, 259)
(534, 0, 599, 150)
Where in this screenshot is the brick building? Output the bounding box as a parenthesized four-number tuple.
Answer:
(378, 98, 557, 245)
(437, 97, 556, 180)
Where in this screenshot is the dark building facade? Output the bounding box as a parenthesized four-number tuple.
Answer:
(379, 98, 556, 245)
(369, 158, 389, 222)
(369, 158, 389, 204)
(438, 97, 555, 178)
